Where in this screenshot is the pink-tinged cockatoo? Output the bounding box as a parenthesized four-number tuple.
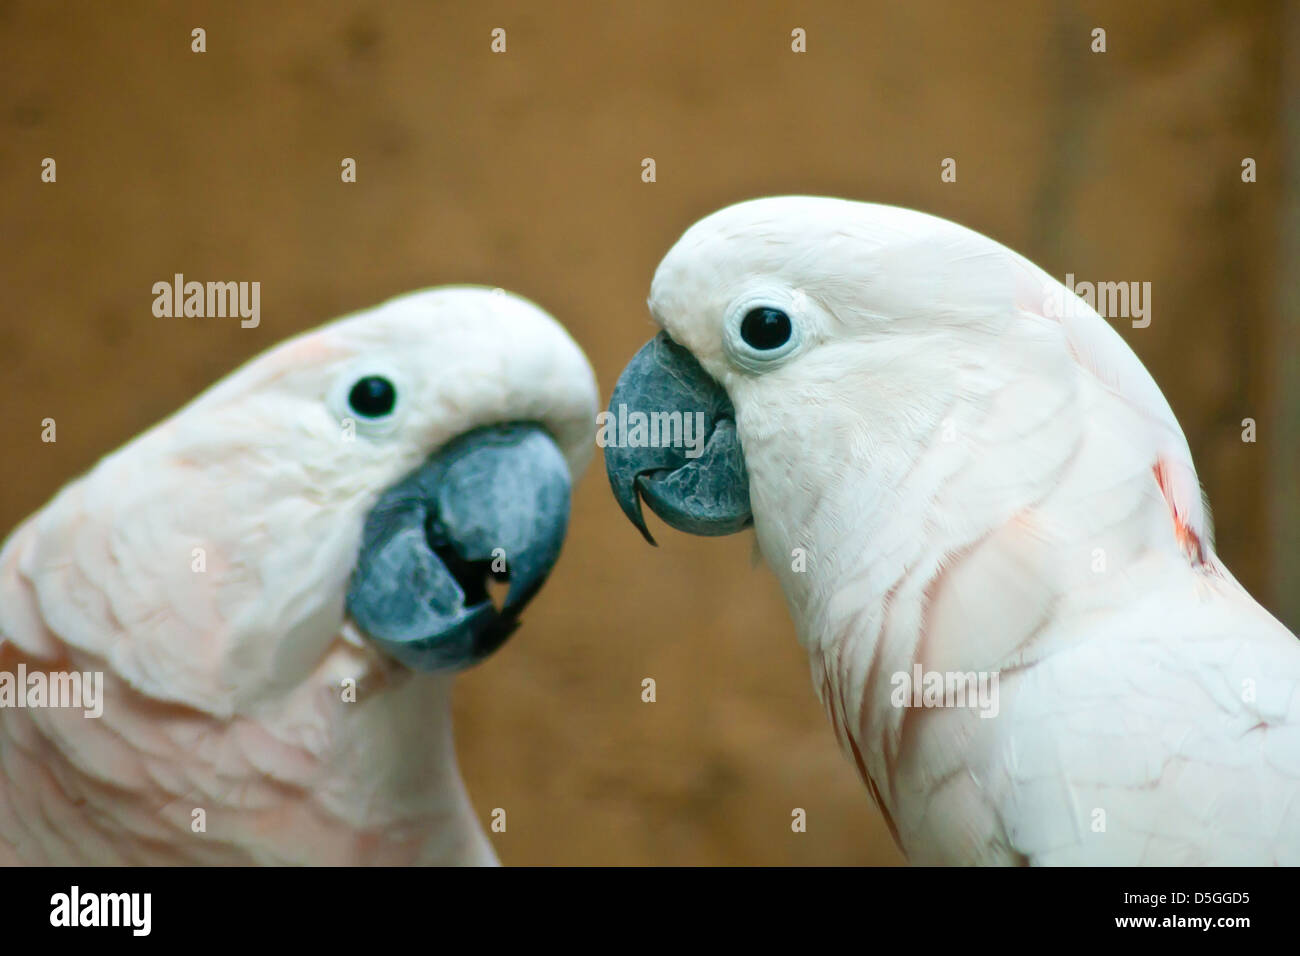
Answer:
(0, 287, 596, 865)
(606, 196, 1300, 865)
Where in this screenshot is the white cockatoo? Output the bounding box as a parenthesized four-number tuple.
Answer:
(0, 287, 596, 865)
(606, 196, 1300, 865)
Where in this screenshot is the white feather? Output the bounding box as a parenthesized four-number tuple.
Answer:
(0, 287, 597, 864)
(650, 196, 1299, 865)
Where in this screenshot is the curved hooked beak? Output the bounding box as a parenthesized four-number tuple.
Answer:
(604, 331, 752, 545)
(346, 423, 571, 671)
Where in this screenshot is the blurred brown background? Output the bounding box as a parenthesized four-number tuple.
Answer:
(1, 0, 1296, 864)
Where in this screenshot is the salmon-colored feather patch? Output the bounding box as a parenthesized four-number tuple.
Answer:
(1153, 459, 1205, 566)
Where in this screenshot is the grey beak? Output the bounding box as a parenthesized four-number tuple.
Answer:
(604, 331, 752, 544)
(346, 423, 571, 671)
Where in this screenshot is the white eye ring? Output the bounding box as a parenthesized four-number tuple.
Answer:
(723, 288, 806, 372)
(327, 360, 407, 438)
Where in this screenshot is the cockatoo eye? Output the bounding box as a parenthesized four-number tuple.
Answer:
(739, 307, 792, 350)
(348, 376, 398, 418)
(723, 291, 804, 371)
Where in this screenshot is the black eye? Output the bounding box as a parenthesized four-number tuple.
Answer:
(740, 307, 792, 351)
(348, 376, 397, 418)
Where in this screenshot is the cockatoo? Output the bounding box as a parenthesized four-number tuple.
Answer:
(0, 286, 596, 865)
(606, 196, 1300, 865)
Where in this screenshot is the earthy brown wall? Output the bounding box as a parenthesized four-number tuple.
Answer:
(0, 0, 1292, 864)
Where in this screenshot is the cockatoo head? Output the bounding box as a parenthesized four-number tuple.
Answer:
(61, 287, 597, 709)
(0, 286, 597, 862)
(606, 196, 1080, 557)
